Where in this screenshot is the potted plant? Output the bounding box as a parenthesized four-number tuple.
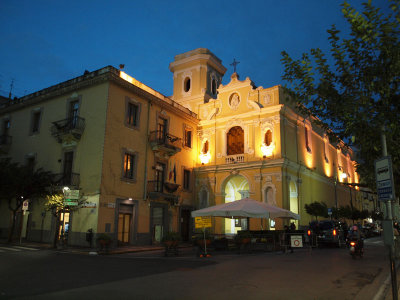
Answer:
(162, 231, 181, 256)
(193, 231, 213, 247)
(96, 233, 112, 253)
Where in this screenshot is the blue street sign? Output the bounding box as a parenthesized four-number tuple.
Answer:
(375, 156, 396, 202)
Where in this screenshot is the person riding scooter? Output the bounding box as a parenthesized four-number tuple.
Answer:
(347, 225, 364, 252)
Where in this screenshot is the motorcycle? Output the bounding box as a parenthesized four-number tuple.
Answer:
(349, 238, 363, 259)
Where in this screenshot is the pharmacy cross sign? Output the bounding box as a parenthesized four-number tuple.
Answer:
(230, 58, 240, 73)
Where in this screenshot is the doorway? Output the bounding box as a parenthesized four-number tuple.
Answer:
(180, 209, 191, 242)
(224, 175, 249, 234)
(118, 213, 131, 245)
(58, 211, 70, 242)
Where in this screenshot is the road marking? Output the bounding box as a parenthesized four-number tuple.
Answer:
(13, 246, 39, 251)
(0, 247, 21, 251)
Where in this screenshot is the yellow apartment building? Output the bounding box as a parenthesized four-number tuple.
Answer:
(0, 66, 198, 246)
(0, 48, 369, 246)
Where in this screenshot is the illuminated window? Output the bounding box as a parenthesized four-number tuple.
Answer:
(264, 130, 272, 146)
(227, 126, 244, 155)
(123, 151, 137, 181)
(184, 128, 192, 148)
(184, 77, 191, 92)
(125, 99, 140, 129)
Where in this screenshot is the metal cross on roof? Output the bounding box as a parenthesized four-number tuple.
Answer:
(230, 58, 240, 73)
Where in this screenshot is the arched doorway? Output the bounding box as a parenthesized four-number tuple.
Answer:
(224, 175, 249, 234)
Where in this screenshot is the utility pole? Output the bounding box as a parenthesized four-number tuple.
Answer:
(379, 126, 397, 300)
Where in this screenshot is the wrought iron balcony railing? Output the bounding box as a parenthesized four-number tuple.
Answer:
(148, 131, 181, 156)
(51, 116, 85, 143)
(147, 181, 180, 194)
(54, 173, 80, 188)
(147, 180, 164, 193)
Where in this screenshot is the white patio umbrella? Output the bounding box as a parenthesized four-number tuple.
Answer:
(191, 197, 300, 220)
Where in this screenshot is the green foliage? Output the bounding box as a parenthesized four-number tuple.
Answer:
(304, 202, 329, 220)
(281, 0, 400, 193)
(0, 158, 54, 210)
(0, 158, 54, 241)
(96, 233, 112, 242)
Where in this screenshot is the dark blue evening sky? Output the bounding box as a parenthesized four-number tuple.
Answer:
(0, 0, 388, 99)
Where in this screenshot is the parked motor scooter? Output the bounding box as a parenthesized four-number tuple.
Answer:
(349, 238, 363, 259)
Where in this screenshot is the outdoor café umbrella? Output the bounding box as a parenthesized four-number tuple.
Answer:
(191, 197, 300, 220)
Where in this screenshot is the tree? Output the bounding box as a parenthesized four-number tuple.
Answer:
(305, 202, 329, 221)
(281, 0, 400, 193)
(0, 159, 54, 242)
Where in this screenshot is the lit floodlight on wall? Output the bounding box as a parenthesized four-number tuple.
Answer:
(199, 152, 211, 165)
(261, 142, 274, 158)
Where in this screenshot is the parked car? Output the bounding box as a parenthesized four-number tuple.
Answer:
(308, 220, 346, 247)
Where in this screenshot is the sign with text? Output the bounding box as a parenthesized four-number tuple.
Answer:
(64, 190, 80, 200)
(195, 217, 212, 228)
(375, 156, 395, 201)
(63, 199, 78, 206)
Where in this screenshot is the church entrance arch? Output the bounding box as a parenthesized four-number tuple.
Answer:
(223, 175, 249, 234)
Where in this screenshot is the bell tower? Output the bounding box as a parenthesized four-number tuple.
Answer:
(169, 48, 227, 114)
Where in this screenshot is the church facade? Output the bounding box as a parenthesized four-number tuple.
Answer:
(0, 48, 370, 246)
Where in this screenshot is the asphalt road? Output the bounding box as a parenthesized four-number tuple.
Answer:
(0, 236, 392, 300)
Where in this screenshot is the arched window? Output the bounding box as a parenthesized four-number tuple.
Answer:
(211, 78, 217, 95)
(264, 130, 272, 146)
(227, 126, 244, 155)
(184, 77, 191, 92)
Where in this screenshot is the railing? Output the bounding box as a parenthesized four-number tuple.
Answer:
(51, 116, 85, 142)
(54, 173, 80, 187)
(0, 134, 12, 145)
(225, 154, 245, 164)
(147, 180, 164, 193)
(149, 131, 182, 150)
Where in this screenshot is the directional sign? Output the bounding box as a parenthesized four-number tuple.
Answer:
(64, 190, 80, 200)
(195, 217, 212, 228)
(375, 156, 395, 201)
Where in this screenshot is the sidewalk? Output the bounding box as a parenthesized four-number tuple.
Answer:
(0, 238, 192, 255)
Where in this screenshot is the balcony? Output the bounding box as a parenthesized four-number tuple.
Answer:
(147, 180, 180, 205)
(0, 134, 12, 153)
(225, 154, 245, 164)
(149, 131, 181, 157)
(51, 117, 85, 144)
(54, 173, 80, 188)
